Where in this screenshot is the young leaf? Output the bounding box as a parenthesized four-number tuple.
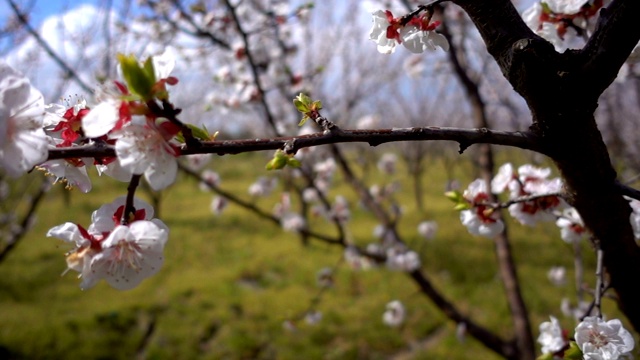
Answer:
(117, 54, 154, 99)
(563, 341, 583, 360)
(287, 158, 302, 168)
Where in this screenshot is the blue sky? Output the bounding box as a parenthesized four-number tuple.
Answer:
(1, 0, 100, 27)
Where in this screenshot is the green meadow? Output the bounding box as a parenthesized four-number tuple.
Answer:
(0, 146, 620, 359)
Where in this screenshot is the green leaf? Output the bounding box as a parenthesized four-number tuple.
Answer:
(266, 150, 288, 170)
(266, 156, 287, 171)
(293, 99, 308, 113)
(298, 116, 309, 127)
(563, 341, 583, 360)
(444, 190, 462, 202)
(454, 203, 470, 211)
(266, 150, 300, 170)
(142, 57, 157, 86)
(311, 100, 322, 111)
(536, 353, 553, 360)
(174, 124, 214, 143)
(287, 158, 301, 168)
(189, 124, 211, 141)
(117, 53, 154, 99)
(293, 93, 312, 113)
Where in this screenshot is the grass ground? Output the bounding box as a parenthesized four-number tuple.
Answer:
(0, 146, 628, 359)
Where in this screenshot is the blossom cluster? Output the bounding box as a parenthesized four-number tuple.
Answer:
(537, 316, 634, 360)
(522, 0, 609, 52)
(0, 52, 185, 290)
(368, 9, 449, 54)
(1, 50, 185, 192)
(455, 163, 587, 242)
(47, 197, 168, 290)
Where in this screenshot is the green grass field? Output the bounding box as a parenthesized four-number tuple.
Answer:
(0, 147, 627, 359)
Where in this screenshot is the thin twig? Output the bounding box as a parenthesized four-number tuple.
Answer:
(0, 179, 51, 263)
(7, 0, 93, 93)
(178, 163, 343, 245)
(122, 174, 142, 225)
(594, 248, 605, 318)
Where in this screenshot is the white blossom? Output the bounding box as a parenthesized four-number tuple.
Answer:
(386, 247, 421, 272)
(538, 316, 567, 355)
(0, 62, 48, 177)
(369, 10, 399, 54)
(302, 187, 320, 203)
(316, 267, 334, 288)
(305, 311, 322, 325)
(627, 198, 640, 242)
(460, 179, 504, 238)
(417, 220, 438, 240)
(280, 212, 305, 232)
(344, 246, 373, 270)
(47, 222, 103, 288)
(329, 195, 350, 223)
(248, 176, 278, 197)
(545, 0, 590, 15)
(89, 196, 155, 234)
(112, 123, 178, 191)
(547, 266, 567, 287)
(199, 170, 221, 191)
(96, 160, 132, 182)
(38, 158, 92, 193)
(152, 47, 176, 80)
(491, 163, 514, 194)
(400, 25, 449, 53)
(556, 207, 587, 243)
(81, 100, 120, 138)
(184, 153, 212, 171)
(89, 220, 168, 290)
(561, 297, 593, 321)
(575, 316, 635, 360)
(377, 153, 397, 175)
(383, 300, 405, 327)
(210, 196, 228, 215)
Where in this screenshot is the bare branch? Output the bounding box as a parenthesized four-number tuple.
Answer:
(178, 163, 343, 245)
(615, 181, 640, 202)
(0, 180, 50, 263)
(47, 126, 543, 160)
(409, 270, 516, 358)
(6, 0, 93, 93)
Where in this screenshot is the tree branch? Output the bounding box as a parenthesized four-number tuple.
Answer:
(0, 180, 50, 263)
(409, 270, 517, 358)
(7, 0, 93, 93)
(178, 163, 343, 245)
(581, 0, 640, 95)
(47, 127, 542, 160)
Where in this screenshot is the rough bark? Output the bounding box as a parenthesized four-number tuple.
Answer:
(452, 0, 640, 331)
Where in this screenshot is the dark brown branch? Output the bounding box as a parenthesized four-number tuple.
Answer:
(616, 181, 640, 202)
(47, 127, 542, 160)
(409, 270, 516, 358)
(166, 0, 231, 50)
(121, 174, 142, 226)
(223, 0, 279, 133)
(0, 180, 50, 263)
(581, 0, 640, 96)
